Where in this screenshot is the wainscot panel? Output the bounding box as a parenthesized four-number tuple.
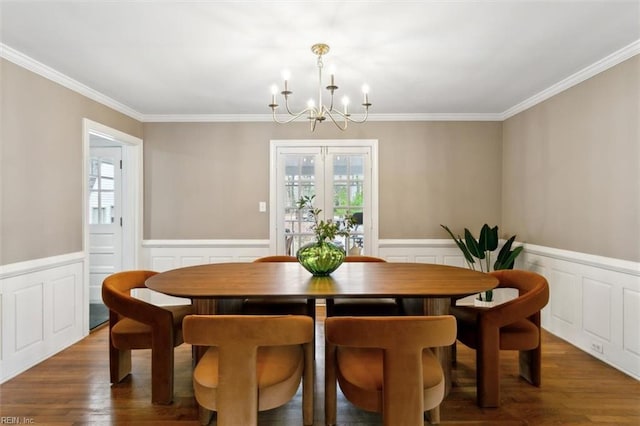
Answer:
(140, 240, 270, 305)
(0, 252, 85, 383)
(521, 243, 640, 381)
(381, 239, 639, 379)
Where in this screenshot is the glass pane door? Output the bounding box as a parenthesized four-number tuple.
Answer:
(329, 150, 367, 255)
(274, 143, 374, 256)
(283, 152, 321, 255)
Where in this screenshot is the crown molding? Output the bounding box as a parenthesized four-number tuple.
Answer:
(367, 113, 504, 121)
(501, 38, 640, 120)
(3, 39, 638, 124)
(143, 114, 275, 123)
(0, 43, 144, 122)
(141, 112, 504, 122)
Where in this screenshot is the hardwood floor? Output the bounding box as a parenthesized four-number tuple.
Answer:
(1, 308, 639, 425)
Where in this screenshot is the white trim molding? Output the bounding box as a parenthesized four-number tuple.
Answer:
(141, 112, 505, 123)
(378, 239, 467, 265)
(501, 39, 640, 120)
(0, 252, 84, 279)
(0, 252, 86, 383)
(142, 239, 271, 272)
(0, 43, 143, 121)
(522, 243, 640, 277)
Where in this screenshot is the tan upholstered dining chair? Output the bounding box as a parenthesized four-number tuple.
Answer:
(101, 270, 193, 404)
(325, 316, 457, 425)
(182, 314, 314, 426)
(325, 256, 404, 316)
(449, 269, 549, 407)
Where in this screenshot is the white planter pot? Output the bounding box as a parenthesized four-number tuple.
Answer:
(474, 299, 497, 308)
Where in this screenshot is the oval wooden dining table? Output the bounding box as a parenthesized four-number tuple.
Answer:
(145, 261, 497, 303)
(146, 261, 497, 397)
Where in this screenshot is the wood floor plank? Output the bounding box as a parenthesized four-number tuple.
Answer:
(0, 308, 639, 425)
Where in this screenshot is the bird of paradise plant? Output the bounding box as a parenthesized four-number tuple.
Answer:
(441, 223, 523, 301)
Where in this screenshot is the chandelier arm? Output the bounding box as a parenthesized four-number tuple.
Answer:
(342, 107, 370, 124)
(322, 103, 370, 125)
(272, 108, 314, 124)
(324, 110, 348, 131)
(326, 107, 369, 124)
(283, 96, 300, 116)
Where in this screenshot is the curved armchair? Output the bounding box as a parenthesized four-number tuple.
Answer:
(450, 269, 549, 407)
(326, 256, 403, 316)
(241, 256, 315, 319)
(183, 315, 314, 426)
(325, 316, 457, 425)
(102, 270, 193, 404)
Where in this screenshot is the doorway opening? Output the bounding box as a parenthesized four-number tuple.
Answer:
(83, 119, 143, 332)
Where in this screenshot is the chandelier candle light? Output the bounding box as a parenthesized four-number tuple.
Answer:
(269, 43, 372, 131)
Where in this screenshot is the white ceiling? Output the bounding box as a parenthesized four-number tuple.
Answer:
(1, 1, 639, 121)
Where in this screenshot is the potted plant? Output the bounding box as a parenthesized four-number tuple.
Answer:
(441, 223, 523, 304)
(296, 195, 355, 276)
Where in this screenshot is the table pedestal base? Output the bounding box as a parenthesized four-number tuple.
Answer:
(424, 297, 453, 396)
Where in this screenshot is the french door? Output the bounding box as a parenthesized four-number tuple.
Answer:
(270, 140, 378, 256)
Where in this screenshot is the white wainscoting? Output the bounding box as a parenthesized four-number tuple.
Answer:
(520, 243, 640, 381)
(0, 252, 86, 383)
(378, 239, 468, 265)
(141, 239, 271, 305)
(2, 240, 636, 383)
(143, 238, 639, 380)
(142, 239, 271, 271)
(379, 239, 640, 381)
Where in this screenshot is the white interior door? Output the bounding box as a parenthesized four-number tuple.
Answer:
(88, 146, 122, 303)
(271, 140, 378, 256)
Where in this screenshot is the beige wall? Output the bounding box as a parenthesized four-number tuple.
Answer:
(143, 121, 503, 240)
(502, 56, 640, 262)
(1, 59, 143, 265)
(4, 53, 637, 265)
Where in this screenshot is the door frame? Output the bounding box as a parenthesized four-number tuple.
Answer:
(82, 119, 143, 332)
(269, 139, 379, 256)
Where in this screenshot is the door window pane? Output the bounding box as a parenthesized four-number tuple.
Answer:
(284, 155, 317, 255)
(89, 157, 116, 225)
(332, 154, 365, 253)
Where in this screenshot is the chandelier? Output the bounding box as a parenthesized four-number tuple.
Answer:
(268, 43, 371, 131)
